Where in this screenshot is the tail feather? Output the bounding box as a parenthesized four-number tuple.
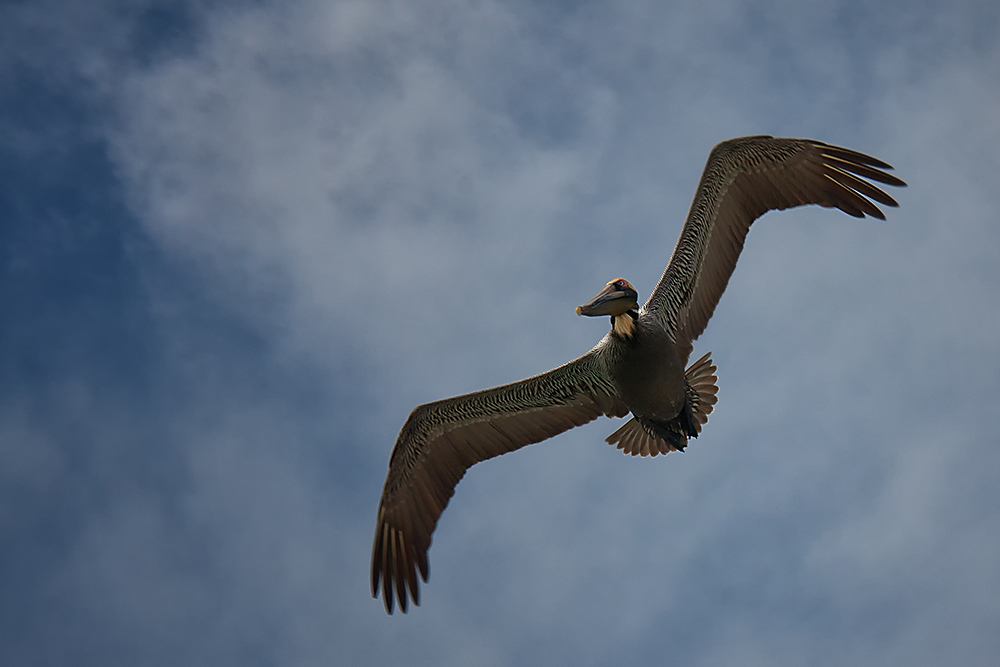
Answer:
(605, 352, 719, 457)
(606, 417, 685, 457)
(685, 352, 719, 434)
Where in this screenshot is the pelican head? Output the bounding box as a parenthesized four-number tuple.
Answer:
(577, 279, 639, 317)
(577, 279, 640, 338)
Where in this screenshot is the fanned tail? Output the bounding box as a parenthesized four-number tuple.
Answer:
(685, 352, 719, 434)
(606, 352, 719, 457)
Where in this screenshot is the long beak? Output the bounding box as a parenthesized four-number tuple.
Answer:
(576, 283, 639, 317)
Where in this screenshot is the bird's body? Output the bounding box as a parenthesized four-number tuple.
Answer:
(372, 136, 906, 613)
(608, 317, 686, 421)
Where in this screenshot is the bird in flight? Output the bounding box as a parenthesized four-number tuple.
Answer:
(371, 136, 906, 613)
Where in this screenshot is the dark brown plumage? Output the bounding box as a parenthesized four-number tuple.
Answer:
(372, 136, 906, 613)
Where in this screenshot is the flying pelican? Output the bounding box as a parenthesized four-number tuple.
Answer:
(371, 136, 905, 613)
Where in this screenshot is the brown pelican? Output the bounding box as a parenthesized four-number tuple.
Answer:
(371, 136, 905, 613)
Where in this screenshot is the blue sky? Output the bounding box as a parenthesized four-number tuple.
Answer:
(2, 0, 999, 664)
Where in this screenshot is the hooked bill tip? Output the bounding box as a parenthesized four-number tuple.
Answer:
(575, 306, 584, 316)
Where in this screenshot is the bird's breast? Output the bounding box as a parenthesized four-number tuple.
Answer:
(609, 325, 687, 421)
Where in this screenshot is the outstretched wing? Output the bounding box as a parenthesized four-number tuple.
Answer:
(372, 348, 626, 613)
(644, 136, 906, 363)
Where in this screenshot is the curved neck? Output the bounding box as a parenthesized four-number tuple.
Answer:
(611, 310, 638, 339)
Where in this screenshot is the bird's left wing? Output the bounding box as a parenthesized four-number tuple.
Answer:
(372, 347, 626, 613)
(644, 136, 906, 363)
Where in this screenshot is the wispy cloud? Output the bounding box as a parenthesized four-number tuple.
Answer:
(3, 0, 999, 664)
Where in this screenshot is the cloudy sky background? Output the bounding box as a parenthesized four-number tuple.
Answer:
(3, 0, 999, 664)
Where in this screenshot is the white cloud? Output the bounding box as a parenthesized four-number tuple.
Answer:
(6, 0, 999, 664)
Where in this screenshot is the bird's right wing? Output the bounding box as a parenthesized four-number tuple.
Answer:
(371, 347, 627, 614)
(644, 136, 906, 363)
